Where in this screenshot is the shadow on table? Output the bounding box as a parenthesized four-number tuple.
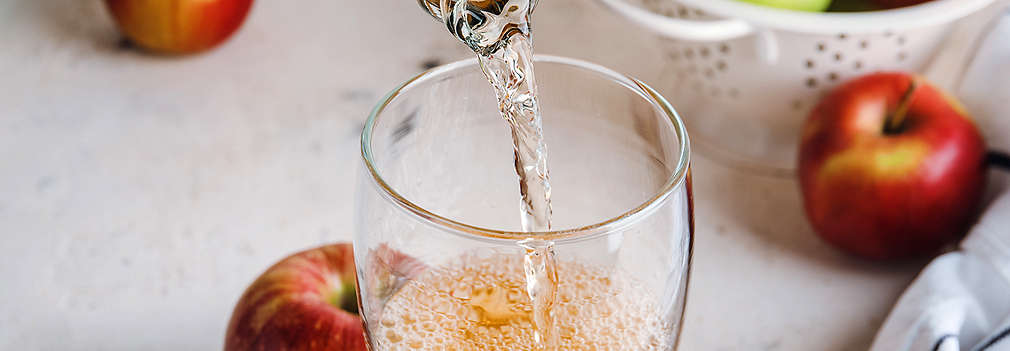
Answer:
(693, 155, 929, 348)
(697, 156, 929, 271)
(24, 0, 128, 53)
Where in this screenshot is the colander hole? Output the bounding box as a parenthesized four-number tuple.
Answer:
(669, 52, 681, 61)
(692, 9, 704, 16)
(805, 60, 815, 69)
(716, 60, 727, 71)
(860, 41, 869, 49)
(884, 30, 894, 37)
(719, 44, 730, 54)
(854, 61, 864, 70)
(828, 72, 839, 82)
(806, 77, 818, 88)
(677, 6, 689, 17)
(792, 100, 803, 111)
(704, 68, 714, 78)
(816, 43, 826, 52)
(837, 33, 848, 40)
(834, 52, 843, 61)
(897, 36, 907, 45)
(898, 52, 907, 61)
(685, 48, 695, 59)
(700, 47, 710, 57)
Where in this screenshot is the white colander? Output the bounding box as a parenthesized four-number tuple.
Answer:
(597, 0, 996, 175)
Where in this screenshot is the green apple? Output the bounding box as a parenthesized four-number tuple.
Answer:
(739, 0, 833, 12)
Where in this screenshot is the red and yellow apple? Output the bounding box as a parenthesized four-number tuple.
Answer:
(104, 0, 253, 54)
(363, 244, 428, 312)
(798, 72, 987, 260)
(225, 243, 367, 351)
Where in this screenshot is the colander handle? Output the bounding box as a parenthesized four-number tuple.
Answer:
(595, 0, 754, 41)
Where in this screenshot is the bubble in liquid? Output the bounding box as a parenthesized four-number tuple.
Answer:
(372, 253, 674, 350)
(385, 329, 403, 343)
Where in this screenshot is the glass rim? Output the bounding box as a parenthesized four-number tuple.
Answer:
(361, 55, 691, 242)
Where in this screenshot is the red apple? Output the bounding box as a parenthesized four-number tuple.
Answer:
(104, 0, 253, 54)
(870, 0, 933, 9)
(798, 72, 987, 260)
(225, 243, 367, 351)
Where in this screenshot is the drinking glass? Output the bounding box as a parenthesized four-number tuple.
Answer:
(354, 55, 693, 350)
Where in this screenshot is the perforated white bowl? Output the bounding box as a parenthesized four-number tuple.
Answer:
(598, 0, 995, 175)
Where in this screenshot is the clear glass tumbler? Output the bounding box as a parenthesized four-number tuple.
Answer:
(355, 56, 693, 350)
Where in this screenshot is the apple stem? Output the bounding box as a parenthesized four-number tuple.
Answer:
(330, 282, 359, 315)
(884, 80, 919, 135)
(989, 150, 1010, 171)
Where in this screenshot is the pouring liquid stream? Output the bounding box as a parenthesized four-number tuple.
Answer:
(426, 0, 558, 348)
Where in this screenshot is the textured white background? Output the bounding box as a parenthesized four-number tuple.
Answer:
(7, 0, 995, 349)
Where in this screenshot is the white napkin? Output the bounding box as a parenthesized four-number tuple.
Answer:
(870, 10, 1010, 351)
(870, 192, 1010, 351)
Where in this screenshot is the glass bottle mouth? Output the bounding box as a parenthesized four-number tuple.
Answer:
(361, 55, 691, 243)
(416, 0, 540, 21)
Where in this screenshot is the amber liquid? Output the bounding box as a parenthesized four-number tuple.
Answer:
(372, 253, 673, 350)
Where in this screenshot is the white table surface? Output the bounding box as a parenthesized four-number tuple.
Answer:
(0, 0, 947, 349)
